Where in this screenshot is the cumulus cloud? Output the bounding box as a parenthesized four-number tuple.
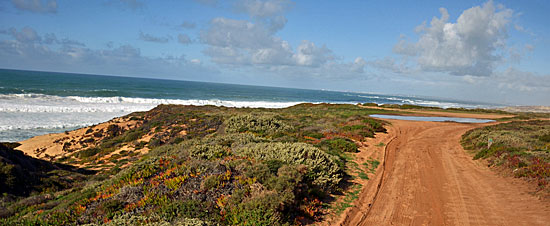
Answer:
(139, 32, 170, 43)
(200, 17, 336, 69)
(460, 68, 550, 105)
(0, 26, 217, 80)
(198, 0, 365, 79)
(2, 26, 41, 43)
(177, 34, 192, 44)
(292, 40, 333, 67)
(394, 1, 514, 76)
(180, 21, 196, 29)
(0, 26, 85, 47)
(235, 0, 293, 18)
(234, 0, 293, 32)
(201, 17, 292, 65)
(368, 57, 412, 74)
(11, 0, 57, 13)
(494, 68, 550, 93)
(351, 57, 367, 73)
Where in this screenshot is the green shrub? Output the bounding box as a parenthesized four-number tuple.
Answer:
(101, 138, 123, 149)
(539, 133, 550, 142)
(225, 114, 292, 135)
(320, 137, 358, 153)
(100, 199, 124, 218)
(362, 118, 386, 133)
(342, 125, 367, 131)
(78, 147, 100, 158)
(362, 103, 378, 107)
(156, 199, 211, 221)
(234, 142, 342, 190)
(303, 131, 324, 139)
(189, 145, 229, 160)
(106, 124, 123, 137)
(123, 130, 144, 142)
(84, 213, 214, 226)
(265, 160, 284, 174)
(226, 192, 282, 226)
(149, 137, 164, 148)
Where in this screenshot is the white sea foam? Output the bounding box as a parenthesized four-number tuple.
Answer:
(0, 93, 304, 113)
(0, 93, 306, 141)
(0, 92, 490, 142)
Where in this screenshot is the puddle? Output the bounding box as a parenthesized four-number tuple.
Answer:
(369, 114, 495, 123)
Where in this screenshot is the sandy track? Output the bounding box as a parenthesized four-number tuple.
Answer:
(342, 119, 550, 226)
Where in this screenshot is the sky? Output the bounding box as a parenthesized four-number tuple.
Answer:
(0, 0, 549, 106)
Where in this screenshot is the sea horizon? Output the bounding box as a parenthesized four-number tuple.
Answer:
(1, 68, 502, 142)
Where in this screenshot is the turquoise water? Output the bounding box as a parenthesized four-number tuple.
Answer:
(0, 69, 499, 141)
(369, 114, 495, 123)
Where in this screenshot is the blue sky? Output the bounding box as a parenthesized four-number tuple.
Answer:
(0, 0, 549, 105)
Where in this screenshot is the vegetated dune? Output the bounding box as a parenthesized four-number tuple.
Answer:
(16, 116, 149, 170)
(0, 143, 92, 206)
(338, 119, 550, 226)
(2, 103, 395, 225)
(6, 103, 549, 225)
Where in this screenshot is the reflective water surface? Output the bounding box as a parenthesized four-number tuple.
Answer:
(370, 114, 495, 123)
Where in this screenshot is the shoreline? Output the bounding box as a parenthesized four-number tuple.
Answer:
(15, 104, 514, 163)
(4, 103, 550, 225)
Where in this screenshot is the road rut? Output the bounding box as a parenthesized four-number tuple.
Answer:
(342, 119, 550, 226)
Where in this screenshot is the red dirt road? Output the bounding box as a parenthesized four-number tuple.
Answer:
(341, 119, 550, 226)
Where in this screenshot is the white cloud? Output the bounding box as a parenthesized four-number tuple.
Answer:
(139, 32, 170, 43)
(394, 1, 514, 76)
(201, 17, 293, 65)
(494, 68, 550, 93)
(351, 57, 367, 73)
(234, 0, 293, 32)
(1, 26, 85, 47)
(201, 18, 277, 49)
(177, 34, 192, 45)
(292, 40, 333, 67)
(235, 0, 293, 19)
(368, 57, 412, 74)
(0, 26, 218, 80)
(199, 0, 365, 79)
(11, 0, 57, 13)
(200, 17, 337, 69)
(4, 26, 41, 43)
(180, 21, 196, 29)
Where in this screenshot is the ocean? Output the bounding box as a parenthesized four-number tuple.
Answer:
(0, 69, 500, 142)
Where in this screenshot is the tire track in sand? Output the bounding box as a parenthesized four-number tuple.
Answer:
(341, 119, 550, 226)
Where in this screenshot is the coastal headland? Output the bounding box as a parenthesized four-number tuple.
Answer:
(2, 103, 550, 225)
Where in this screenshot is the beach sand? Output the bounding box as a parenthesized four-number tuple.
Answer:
(15, 116, 150, 168)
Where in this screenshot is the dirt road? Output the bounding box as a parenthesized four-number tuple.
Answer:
(341, 119, 550, 226)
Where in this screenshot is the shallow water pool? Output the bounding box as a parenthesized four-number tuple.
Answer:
(369, 114, 495, 123)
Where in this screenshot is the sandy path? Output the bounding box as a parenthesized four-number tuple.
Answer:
(341, 119, 550, 226)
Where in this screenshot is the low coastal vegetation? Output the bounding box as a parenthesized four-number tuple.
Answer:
(1, 104, 390, 225)
(462, 120, 550, 189)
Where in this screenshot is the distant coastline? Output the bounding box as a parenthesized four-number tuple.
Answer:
(0, 69, 502, 142)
